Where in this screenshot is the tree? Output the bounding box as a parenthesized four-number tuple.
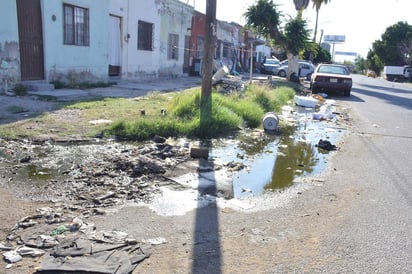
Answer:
(303, 43, 331, 63)
(311, 0, 331, 42)
(369, 21, 412, 66)
(293, 0, 310, 17)
(244, 0, 311, 80)
(367, 49, 383, 75)
(355, 55, 368, 75)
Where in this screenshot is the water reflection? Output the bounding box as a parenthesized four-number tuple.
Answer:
(211, 107, 344, 197)
(266, 127, 318, 190)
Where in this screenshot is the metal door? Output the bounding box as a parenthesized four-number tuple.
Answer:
(16, 0, 45, 80)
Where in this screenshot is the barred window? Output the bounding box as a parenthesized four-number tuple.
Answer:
(138, 20, 153, 51)
(63, 4, 89, 46)
(168, 34, 179, 60)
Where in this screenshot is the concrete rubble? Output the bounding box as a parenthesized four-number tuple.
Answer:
(0, 136, 246, 272)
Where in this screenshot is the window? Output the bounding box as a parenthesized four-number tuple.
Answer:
(168, 34, 179, 60)
(63, 4, 89, 46)
(222, 42, 231, 58)
(138, 20, 153, 51)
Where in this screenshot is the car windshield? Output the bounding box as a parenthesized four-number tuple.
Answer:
(266, 59, 279, 65)
(318, 65, 349, 75)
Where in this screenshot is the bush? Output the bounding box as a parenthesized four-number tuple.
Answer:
(12, 84, 28, 96)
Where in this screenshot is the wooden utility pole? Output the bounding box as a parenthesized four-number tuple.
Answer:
(201, 0, 217, 98)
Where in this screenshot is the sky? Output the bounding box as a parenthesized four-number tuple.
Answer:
(181, 0, 411, 61)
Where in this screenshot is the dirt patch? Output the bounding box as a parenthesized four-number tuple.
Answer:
(0, 95, 59, 124)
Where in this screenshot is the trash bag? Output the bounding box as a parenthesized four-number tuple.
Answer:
(316, 139, 337, 151)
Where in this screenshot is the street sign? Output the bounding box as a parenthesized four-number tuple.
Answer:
(335, 51, 357, 57)
(324, 35, 345, 43)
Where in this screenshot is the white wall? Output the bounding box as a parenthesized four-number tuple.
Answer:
(0, 0, 20, 89)
(42, 0, 110, 82)
(158, 0, 193, 77)
(109, 0, 160, 81)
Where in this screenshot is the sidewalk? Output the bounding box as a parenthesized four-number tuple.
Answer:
(27, 76, 203, 100)
(25, 73, 278, 101)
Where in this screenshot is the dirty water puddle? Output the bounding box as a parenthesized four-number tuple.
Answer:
(0, 103, 347, 215)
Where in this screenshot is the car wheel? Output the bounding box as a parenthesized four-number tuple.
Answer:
(279, 70, 286, 77)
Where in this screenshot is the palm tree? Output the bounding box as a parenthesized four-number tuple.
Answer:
(312, 0, 331, 42)
(293, 0, 310, 18)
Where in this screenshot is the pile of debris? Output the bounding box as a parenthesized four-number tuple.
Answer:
(2, 206, 154, 273)
(212, 64, 244, 93)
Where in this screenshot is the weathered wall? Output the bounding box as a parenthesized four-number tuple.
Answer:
(0, 0, 20, 92)
(42, 0, 110, 83)
(110, 0, 160, 81)
(158, 0, 193, 77)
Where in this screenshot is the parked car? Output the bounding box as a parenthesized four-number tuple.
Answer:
(310, 64, 352, 96)
(273, 60, 314, 80)
(260, 58, 280, 74)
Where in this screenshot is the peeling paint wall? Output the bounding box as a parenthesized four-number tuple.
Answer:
(158, 0, 193, 77)
(0, 0, 20, 92)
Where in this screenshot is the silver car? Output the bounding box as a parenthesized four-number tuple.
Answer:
(273, 60, 314, 80)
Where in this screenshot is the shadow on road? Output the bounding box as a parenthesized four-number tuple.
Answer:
(192, 140, 222, 274)
(352, 84, 412, 110)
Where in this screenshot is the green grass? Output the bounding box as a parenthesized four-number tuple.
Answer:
(0, 83, 298, 140)
(106, 84, 295, 140)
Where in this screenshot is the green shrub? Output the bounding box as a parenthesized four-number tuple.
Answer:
(12, 84, 28, 96)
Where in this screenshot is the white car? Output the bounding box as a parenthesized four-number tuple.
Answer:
(273, 60, 314, 80)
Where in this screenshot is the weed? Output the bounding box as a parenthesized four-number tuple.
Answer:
(12, 84, 28, 96)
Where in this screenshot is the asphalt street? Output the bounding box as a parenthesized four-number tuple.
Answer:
(318, 75, 412, 273)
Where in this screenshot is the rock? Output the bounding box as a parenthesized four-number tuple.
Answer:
(19, 155, 31, 163)
(153, 135, 166, 143)
(190, 146, 209, 159)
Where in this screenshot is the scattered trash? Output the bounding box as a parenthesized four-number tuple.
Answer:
(88, 119, 113, 125)
(316, 139, 337, 151)
(312, 94, 324, 101)
(16, 245, 45, 257)
(0, 242, 13, 251)
(144, 237, 168, 245)
(294, 95, 318, 108)
(3, 250, 22, 263)
(212, 65, 230, 84)
(49, 225, 68, 236)
(263, 112, 279, 134)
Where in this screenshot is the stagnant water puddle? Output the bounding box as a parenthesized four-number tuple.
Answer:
(209, 105, 346, 198)
(0, 103, 347, 205)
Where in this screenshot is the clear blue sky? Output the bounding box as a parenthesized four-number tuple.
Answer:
(182, 0, 411, 60)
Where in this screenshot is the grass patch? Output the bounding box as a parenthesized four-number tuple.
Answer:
(106, 84, 295, 140)
(0, 82, 298, 140)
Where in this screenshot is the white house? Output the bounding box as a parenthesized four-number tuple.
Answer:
(0, 0, 194, 91)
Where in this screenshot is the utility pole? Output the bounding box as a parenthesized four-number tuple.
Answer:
(201, 0, 217, 98)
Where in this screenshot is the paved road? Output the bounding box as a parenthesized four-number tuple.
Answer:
(319, 75, 412, 273)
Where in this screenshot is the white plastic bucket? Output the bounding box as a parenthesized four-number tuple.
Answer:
(212, 65, 229, 82)
(263, 112, 279, 133)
